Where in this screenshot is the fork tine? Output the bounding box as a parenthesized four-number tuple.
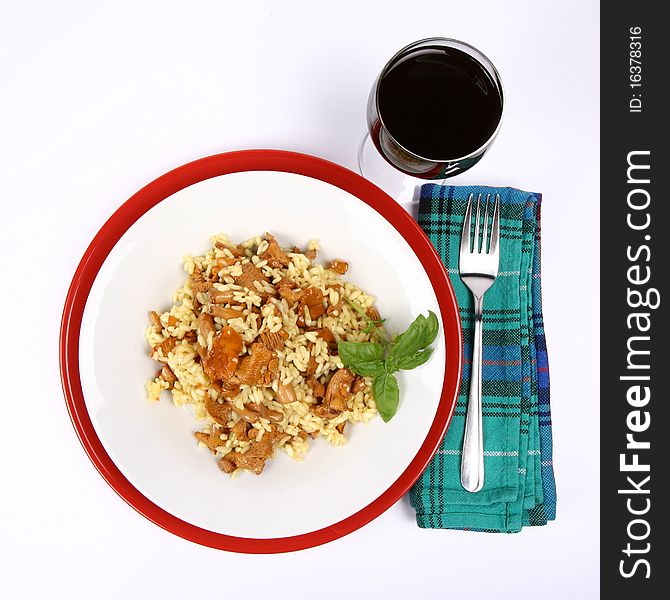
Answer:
(473, 194, 482, 252)
(489, 194, 501, 257)
(482, 194, 490, 253)
(460, 194, 474, 253)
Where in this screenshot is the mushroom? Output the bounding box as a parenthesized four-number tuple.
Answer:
(217, 432, 277, 475)
(236, 342, 275, 386)
(156, 364, 176, 389)
(276, 277, 303, 306)
(306, 376, 325, 401)
(316, 327, 338, 354)
(210, 378, 241, 400)
(210, 256, 240, 280)
(231, 419, 250, 442)
(218, 456, 237, 474)
(276, 382, 297, 404)
(259, 358, 280, 386)
(215, 241, 245, 257)
(205, 395, 232, 426)
(190, 268, 213, 295)
(231, 404, 261, 424)
(352, 376, 367, 395)
(234, 262, 268, 292)
(296, 287, 326, 326)
(259, 232, 290, 268)
(328, 259, 349, 275)
(266, 409, 284, 423)
(195, 428, 227, 453)
(155, 336, 177, 358)
(149, 311, 162, 329)
(259, 328, 289, 350)
(209, 306, 244, 320)
(316, 368, 355, 416)
(255, 402, 283, 423)
(197, 312, 216, 342)
(202, 326, 243, 381)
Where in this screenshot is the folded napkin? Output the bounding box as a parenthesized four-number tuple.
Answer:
(409, 185, 557, 532)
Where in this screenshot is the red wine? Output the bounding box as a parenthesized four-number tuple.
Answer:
(378, 47, 503, 160)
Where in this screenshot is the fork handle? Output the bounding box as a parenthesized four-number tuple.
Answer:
(461, 296, 485, 492)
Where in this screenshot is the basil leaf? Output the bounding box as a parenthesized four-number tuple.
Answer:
(388, 317, 423, 359)
(422, 311, 439, 347)
(389, 311, 439, 359)
(384, 355, 399, 374)
(393, 347, 433, 370)
(338, 341, 384, 365)
(347, 360, 386, 377)
(337, 311, 438, 424)
(372, 372, 400, 422)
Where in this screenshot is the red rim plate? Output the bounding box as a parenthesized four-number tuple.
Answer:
(59, 149, 462, 553)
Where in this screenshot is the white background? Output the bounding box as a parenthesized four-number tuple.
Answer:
(0, 1, 599, 598)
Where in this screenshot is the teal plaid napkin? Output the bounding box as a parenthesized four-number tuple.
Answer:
(409, 185, 556, 532)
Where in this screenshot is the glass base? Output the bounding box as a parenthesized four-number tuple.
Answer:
(357, 133, 443, 218)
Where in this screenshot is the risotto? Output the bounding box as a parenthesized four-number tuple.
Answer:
(145, 232, 381, 476)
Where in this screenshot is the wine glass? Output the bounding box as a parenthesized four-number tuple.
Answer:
(359, 37, 504, 207)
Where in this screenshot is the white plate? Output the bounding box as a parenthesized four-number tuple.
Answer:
(62, 151, 461, 552)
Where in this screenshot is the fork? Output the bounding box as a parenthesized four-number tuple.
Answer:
(459, 193, 500, 493)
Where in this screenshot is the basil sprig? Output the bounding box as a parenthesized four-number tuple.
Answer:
(337, 301, 439, 422)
